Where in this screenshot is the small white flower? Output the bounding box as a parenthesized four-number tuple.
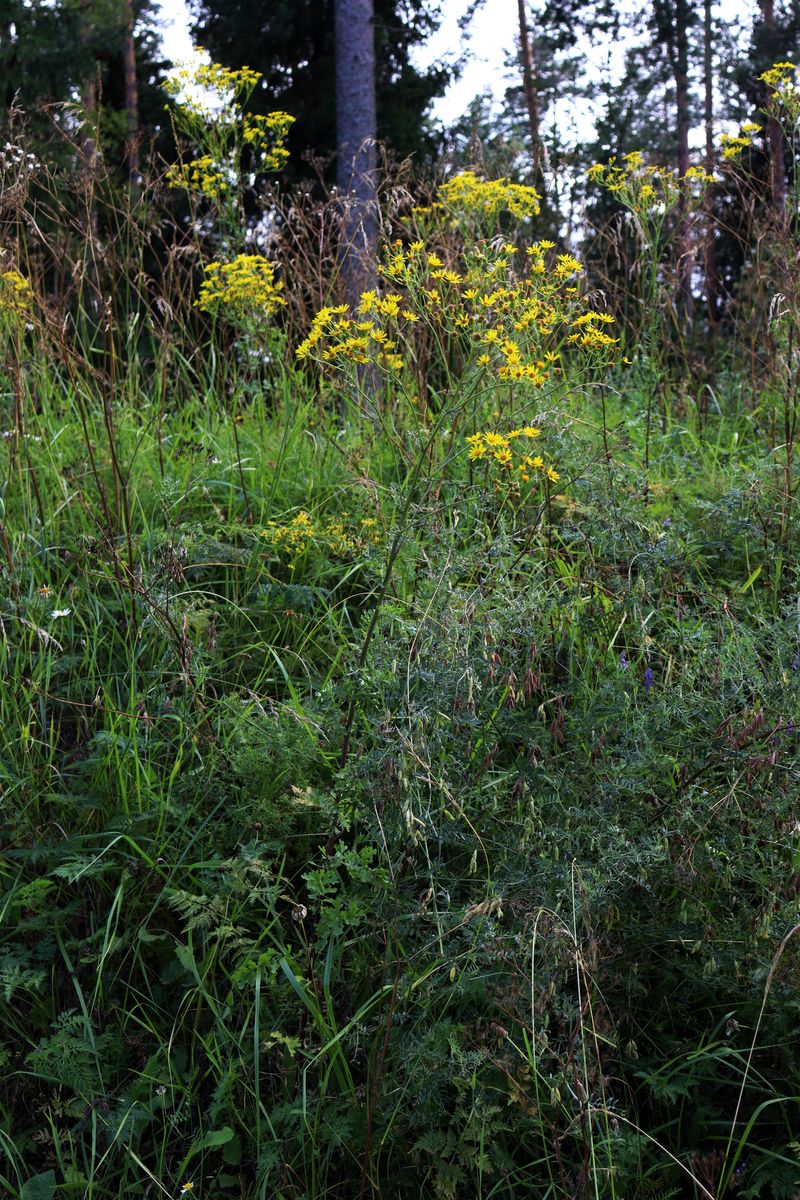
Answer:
(49, 608, 71, 619)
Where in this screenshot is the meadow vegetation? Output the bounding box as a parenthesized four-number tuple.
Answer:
(2, 57, 800, 1200)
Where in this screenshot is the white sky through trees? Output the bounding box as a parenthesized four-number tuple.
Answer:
(155, 0, 550, 124)
(155, 0, 749, 139)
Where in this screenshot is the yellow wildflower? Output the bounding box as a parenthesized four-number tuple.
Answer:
(197, 255, 285, 320)
(439, 171, 541, 220)
(484, 431, 510, 448)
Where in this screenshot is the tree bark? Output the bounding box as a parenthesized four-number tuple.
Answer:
(702, 0, 718, 325)
(663, 0, 693, 324)
(121, 0, 140, 184)
(674, 0, 693, 321)
(516, 0, 542, 183)
(760, 0, 787, 221)
(335, 0, 378, 308)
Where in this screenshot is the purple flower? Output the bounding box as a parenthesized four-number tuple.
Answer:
(663, 517, 671, 528)
(620, 651, 629, 670)
(644, 666, 654, 693)
(792, 653, 799, 672)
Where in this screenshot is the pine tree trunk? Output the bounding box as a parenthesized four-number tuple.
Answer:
(760, 0, 787, 221)
(121, 0, 140, 184)
(673, 0, 693, 323)
(516, 0, 542, 184)
(703, 0, 718, 325)
(335, 0, 378, 308)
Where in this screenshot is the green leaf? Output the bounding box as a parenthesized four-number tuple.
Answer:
(222, 1133, 242, 1165)
(197, 1126, 235, 1151)
(739, 563, 762, 593)
(175, 943, 197, 977)
(21, 1171, 56, 1200)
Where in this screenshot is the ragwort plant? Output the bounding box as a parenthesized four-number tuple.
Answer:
(164, 55, 293, 243)
(690, 64, 800, 585)
(722, 62, 800, 567)
(3, 56, 800, 1200)
(587, 153, 713, 468)
(293, 190, 620, 778)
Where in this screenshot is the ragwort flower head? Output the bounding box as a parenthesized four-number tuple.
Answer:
(759, 61, 797, 91)
(297, 233, 618, 393)
(588, 152, 711, 217)
(758, 62, 800, 121)
(196, 254, 286, 321)
(466, 424, 559, 490)
(0, 268, 34, 323)
(260, 510, 379, 562)
(166, 154, 233, 199)
(720, 131, 755, 161)
(438, 171, 541, 222)
(164, 54, 263, 120)
(241, 111, 295, 171)
(164, 53, 295, 194)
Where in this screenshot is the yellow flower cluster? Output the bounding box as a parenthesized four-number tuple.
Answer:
(297, 237, 617, 384)
(0, 269, 33, 318)
(166, 154, 232, 199)
(196, 255, 286, 320)
(184, 61, 262, 94)
(260, 511, 380, 560)
(465, 243, 613, 379)
(759, 61, 797, 91)
(438, 171, 542, 221)
(567, 309, 619, 351)
(759, 62, 800, 121)
(720, 127, 760, 160)
(587, 152, 712, 214)
(164, 55, 294, 195)
(163, 57, 263, 113)
(295, 298, 409, 372)
(466, 427, 559, 485)
(241, 111, 295, 171)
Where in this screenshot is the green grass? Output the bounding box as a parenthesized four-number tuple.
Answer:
(2, 347, 799, 1200)
(2, 154, 800, 1198)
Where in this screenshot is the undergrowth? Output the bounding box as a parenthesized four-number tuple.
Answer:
(2, 59, 800, 1200)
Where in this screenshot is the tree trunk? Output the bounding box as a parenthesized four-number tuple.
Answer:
(702, 0, 718, 325)
(335, 0, 378, 309)
(516, 0, 542, 184)
(673, 0, 693, 322)
(760, 0, 787, 221)
(662, 0, 693, 325)
(121, 0, 140, 184)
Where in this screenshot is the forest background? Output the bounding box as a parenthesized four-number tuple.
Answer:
(2, 2, 800, 1199)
